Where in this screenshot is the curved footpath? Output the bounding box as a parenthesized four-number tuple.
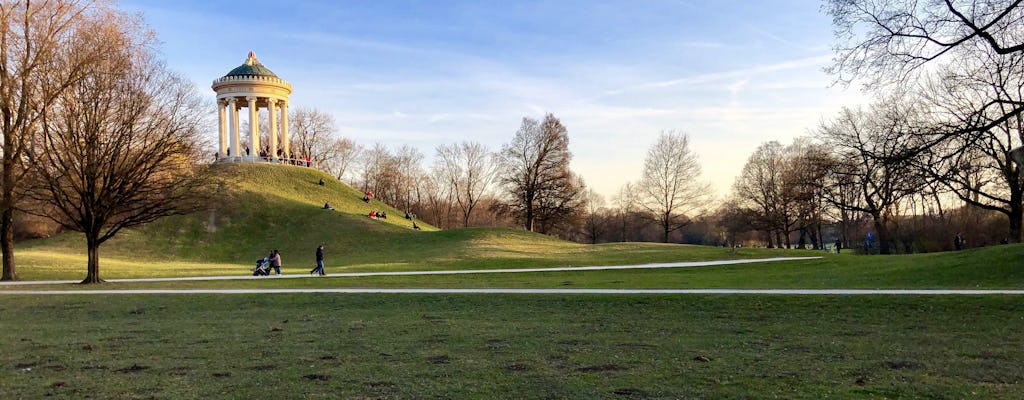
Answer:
(2, 256, 1022, 295)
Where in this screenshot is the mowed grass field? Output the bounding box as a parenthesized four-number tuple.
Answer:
(3, 163, 1023, 398)
(2, 294, 1022, 399)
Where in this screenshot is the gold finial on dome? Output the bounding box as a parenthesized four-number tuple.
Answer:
(245, 51, 258, 66)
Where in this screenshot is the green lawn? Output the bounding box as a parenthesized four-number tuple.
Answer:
(2, 294, 1021, 399)
(6, 244, 1022, 291)
(4, 163, 1023, 398)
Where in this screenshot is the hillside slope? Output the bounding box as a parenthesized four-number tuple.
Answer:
(19, 163, 580, 269)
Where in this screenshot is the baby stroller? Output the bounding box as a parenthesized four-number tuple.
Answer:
(252, 257, 272, 276)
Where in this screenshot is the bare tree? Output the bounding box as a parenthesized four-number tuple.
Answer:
(640, 130, 711, 243)
(828, 0, 1024, 162)
(393, 144, 424, 212)
(29, 29, 211, 283)
(498, 114, 583, 233)
(288, 107, 338, 166)
(733, 141, 793, 247)
(817, 100, 925, 254)
(917, 44, 1024, 242)
(436, 141, 496, 227)
(582, 188, 607, 244)
(419, 164, 454, 228)
(827, 0, 1024, 87)
(612, 182, 643, 242)
(786, 141, 831, 249)
(0, 0, 121, 280)
(324, 137, 360, 183)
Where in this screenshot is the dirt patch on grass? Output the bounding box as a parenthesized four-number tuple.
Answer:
(169, 367, 191, 376)
(101, 336, 134, 342)
(505, 363, 530, 371)
(14, 362, 37, 369)
(319, 355, 337, 360)
(115, 364, 149, 373)
(616, 343, 657, 349)
(212, 372, 231, 378)
(576, 364, 627, 372)
(485, 339, 509, 351)
(979, 351, 1004, 360)
(304, 374, 330, 381)
(885, 361, 923, 370)
(426, 355, 450, 364)
(613, 388, 645, 396)
(252, 365, 276, 371)
(558, 339, 588, 346)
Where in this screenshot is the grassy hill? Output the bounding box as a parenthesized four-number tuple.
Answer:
(11, 162, 1024, 287)
(15, 163, 791, 279)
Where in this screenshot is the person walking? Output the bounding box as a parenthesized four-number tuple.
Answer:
(311, 245, 325, 276)
(270, 249, 282, 275)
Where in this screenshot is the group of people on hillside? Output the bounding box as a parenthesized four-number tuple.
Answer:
(368, 210, 387, 219)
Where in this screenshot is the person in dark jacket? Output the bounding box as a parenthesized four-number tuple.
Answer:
(311, 245, 325, 276)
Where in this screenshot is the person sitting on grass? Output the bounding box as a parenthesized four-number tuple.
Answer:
(412, 221, 420, 230)
(323, 202, 334, 210)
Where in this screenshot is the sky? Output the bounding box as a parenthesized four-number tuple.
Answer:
(120, 0, 867, 199)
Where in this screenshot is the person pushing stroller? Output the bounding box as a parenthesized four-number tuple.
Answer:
(265, 249, 282, 275)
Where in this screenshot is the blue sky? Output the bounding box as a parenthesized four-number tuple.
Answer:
(122, 0, 865, 198)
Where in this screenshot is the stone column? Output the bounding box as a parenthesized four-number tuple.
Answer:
(247, 96, 259, 160)
(217, 99, 228, 157)
(280, 100, 290, 160)
(229, 97, 240, 160)
(267, 98, 278, 162)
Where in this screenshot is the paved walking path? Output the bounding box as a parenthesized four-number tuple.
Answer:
(0, 257, 820, 286)
(2, 256, 1020, 295)
(2, 288, 1023, 295)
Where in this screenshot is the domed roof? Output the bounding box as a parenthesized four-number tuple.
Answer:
(224, 51, 279, 78)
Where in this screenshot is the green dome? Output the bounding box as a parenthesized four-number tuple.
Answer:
(224, 51, 279, 78)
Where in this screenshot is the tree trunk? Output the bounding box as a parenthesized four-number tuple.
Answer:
(1009, 186, 1023, 243)
(81, 234, 104, 284)
(0, 208, 15, 281)
(524, 199, 534, 232)
(662, 214, 671, 243)
(1008, 203, 1022, 244)
(873, 214, 893, 255)
(1, 154, 16, 281)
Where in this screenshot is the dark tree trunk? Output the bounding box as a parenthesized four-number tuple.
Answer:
(662, 214, 671, 243)
(1, 156, 16, 281)
(1010, 188, 1023, 243)
(1, 209, 14, 281)
(873, 214, 893, 255)
(1008, 205, 1022, 244)
(81, 234, 104, 284)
